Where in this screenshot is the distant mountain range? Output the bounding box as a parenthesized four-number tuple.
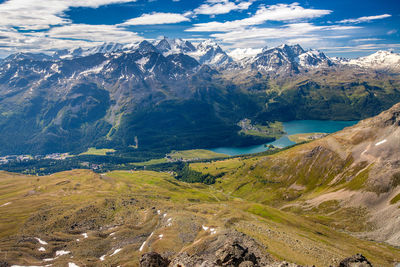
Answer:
(0, 37, 400, 156)
(27, 37, 398, 71)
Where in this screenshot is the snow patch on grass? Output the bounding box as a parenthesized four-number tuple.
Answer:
(56, 250, 70, 256)
(35, 237, 48, 245)
(110, 248, 122, 256)
(139, 232, 154, 251)
(375, 139, 387, 146)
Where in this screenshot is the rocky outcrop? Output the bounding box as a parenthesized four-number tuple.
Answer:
(169, 230, 273, 267)
(140, 230, 306, 267)
(338, 253, 373, 267)
(140, 252, 170, 267)
(140, 250, 375, 267)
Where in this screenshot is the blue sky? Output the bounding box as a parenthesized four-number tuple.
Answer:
(0, 0, 398, 58)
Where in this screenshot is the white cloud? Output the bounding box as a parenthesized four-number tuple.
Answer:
(210, 23, 321, 42)
(48, 24, 143, 43)
(0, 0, 145, 55)
(119, 12, 190, 25)
(194, 0, 253, 15)
(187, 3, 332, 32)
(352, 38, 382, 42)
(338, 14, 391, 24)
(0, 0, 138, 30)
(0, 23, 143, 55)
(209, 22, 360, 50)
(320, 43, 400, 54)
(286, 37, 322, 45)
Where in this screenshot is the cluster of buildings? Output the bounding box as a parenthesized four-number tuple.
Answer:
(165, 155, 201, 162)
(0, 153, 71, 165)
(0, 155, 32, 164)
(80, 162, 103, 170)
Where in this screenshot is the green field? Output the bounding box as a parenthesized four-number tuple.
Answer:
(130, 158, 168, 166)
(167, 149, 228, 161)
(129, 149, 229, 167)
(79, 147, 116, 156)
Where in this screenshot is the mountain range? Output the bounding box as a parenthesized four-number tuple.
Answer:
(0, 37, 400, 156)
(45, 37, 400, 71)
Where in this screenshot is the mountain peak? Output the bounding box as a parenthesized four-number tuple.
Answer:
(155, 37, 196, 55)
(137, 40, 158, 53)
(191, 39, 232, 66)
(198, 39, 220, 49)
(344, 49, 400, 70)
(249, 43, 331, 73)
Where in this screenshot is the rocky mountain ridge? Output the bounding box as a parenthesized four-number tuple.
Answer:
(36, 38, 400, 72)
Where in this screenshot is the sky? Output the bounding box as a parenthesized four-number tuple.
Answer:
(0, 0, 398, 58)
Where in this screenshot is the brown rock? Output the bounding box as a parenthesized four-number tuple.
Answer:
(140, 252, 169, 267)
(338, 253, 373, 267)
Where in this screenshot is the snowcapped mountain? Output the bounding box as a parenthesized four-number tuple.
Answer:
(228, 48, 263, 61)
(243, 44, 333, 74)
(54, 42, 127, 59)
(4, 52, 54, 62)
(154, 38, 232, 67)
(4, 38, 400, 78)
(155, 37, 196, 55)
(188, 39, 232, 66)
(297, 50, 333, 68)
(341, 50, 400, 71)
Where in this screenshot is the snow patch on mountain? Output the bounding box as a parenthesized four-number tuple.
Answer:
(343, 50, 400, 70)
(136, 56, 150, 72)
(189, 39, 232, 66)
(228, 48, 262, 61)
(79, 60, 109, 76)
(155, 37, 196, 56)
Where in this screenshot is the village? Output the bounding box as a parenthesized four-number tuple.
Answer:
(0, 153, 71, 165)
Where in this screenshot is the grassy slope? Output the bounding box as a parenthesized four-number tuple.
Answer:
(190, 140, 362, 204)
(129, 149, 228, 167)
(79, 147, 116, 156)
(167, 149, 228, 160)
(189, 139, 387, 232)
(0, 170, 399, 266)
(130, 158, 169, 166)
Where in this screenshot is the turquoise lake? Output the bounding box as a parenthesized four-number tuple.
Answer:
(210, 120, 359, 156)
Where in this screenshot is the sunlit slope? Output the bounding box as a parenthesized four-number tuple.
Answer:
(192, 102, 400, 246)
(0, 169, 399, 266)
